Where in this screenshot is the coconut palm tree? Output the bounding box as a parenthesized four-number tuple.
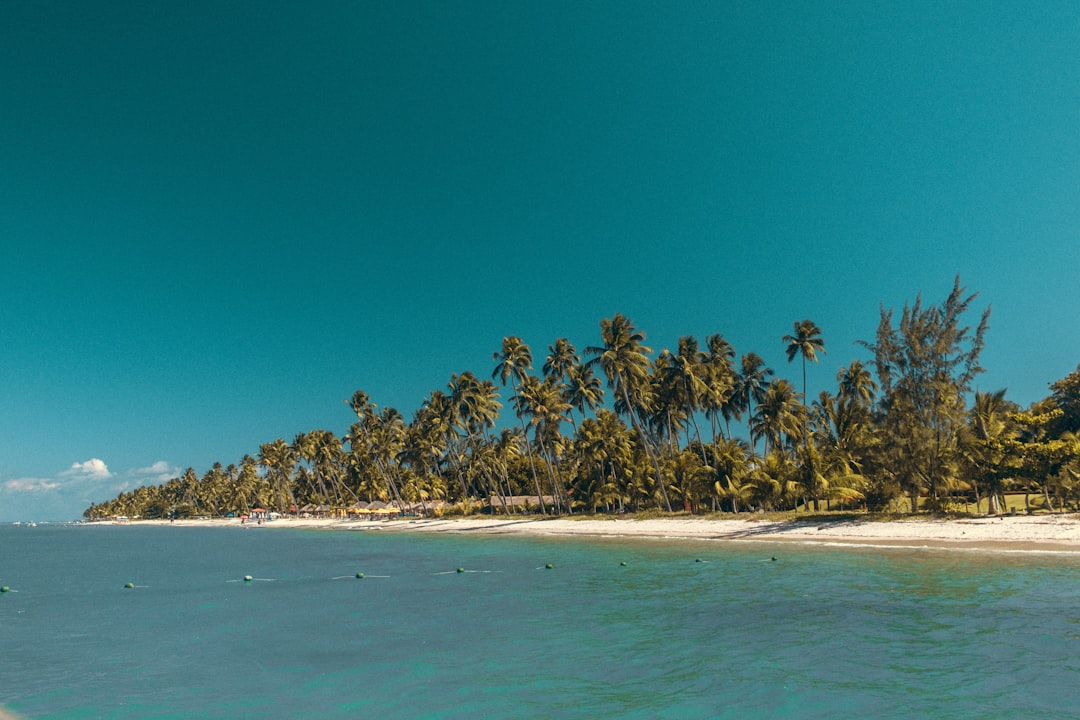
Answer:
(563, 361, 605, 429)
(585, 314, 672, 511)
(959, 388, 1015, 514)
(513, 375, 572, 512)
(837, 360, 877, 408)
(493, 337, 548, 512)
(543, 338, 579, 384)
(258, 438, 297, 513)
(346, 391, 408, 508)
(449, 371, 506, 509)
(658, 335, 710, 456)
(736, 353, 774, 454)
(750, 379, 804, 459)
(784, 320, 826, 402)
(707, 437, 751, 513)
(784, 320, 826, 509)
(702, 333, 737, 440)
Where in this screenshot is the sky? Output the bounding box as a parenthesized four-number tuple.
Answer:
(1, 1, 1078, 521)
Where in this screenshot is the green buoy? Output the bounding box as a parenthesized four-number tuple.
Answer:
(124, 582, 135, 589)
(355, 572, 365, 579)
(456, 568, 465, 573)
(619, 561, 627, 566)
(1, 586, 9, 593)
(545, 563, 553, 569)
(244, 575, 253, 582)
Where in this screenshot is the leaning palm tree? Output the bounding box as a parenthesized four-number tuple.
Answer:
(258, 438, 298, 513)
(514, 375, 573, 512)
(586, 314, 672, 512)
(784, 319, 826, 509)
(493, 336, 548, 513)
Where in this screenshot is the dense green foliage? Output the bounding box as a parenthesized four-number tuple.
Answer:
(85, 278, 1080, 520)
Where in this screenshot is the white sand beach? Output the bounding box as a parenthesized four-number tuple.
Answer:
(133, 513, 1080, 552)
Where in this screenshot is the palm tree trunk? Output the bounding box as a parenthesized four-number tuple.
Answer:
(622, 384, 672, 512)
(512, 378, 548, 514)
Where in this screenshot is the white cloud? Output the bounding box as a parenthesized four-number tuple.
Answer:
(0, 458, 183, 522)
(3, 477, 61, 493)
(131, 461, 180, 484)
(60, 458, 113, 480)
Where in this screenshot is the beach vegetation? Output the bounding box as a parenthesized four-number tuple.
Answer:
(84, 278, 1080, 523)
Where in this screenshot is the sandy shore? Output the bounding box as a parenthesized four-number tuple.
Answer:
(130, 513, 1080, 552)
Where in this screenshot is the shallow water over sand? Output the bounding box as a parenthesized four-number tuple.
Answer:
(3, 523, 1079, 719)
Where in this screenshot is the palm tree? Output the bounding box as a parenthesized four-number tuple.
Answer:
(258, 438, 297, 512)
(959, 388, 1015, 514)
(563, 361, 605, 429)
(750, 379, 804, 459)
(449, 371, 505, 509)
(837, 360, 877, 408)
(493, 336, 548, 513)
(810, 391, 872, 510)
(543, 338, 578, 384)
(346, 391, 407, 509)
(702, 333, 737, 440)
(585, 314, 672, 512)
(784, 320, 826, 402)
(568, 410, 633, 512)
(736, 353, 774, 454)
(707, 437, 751, 513)
(514, 375, 572, 512)
(662, 335, 711, 455)
(784, 319, 826, 509)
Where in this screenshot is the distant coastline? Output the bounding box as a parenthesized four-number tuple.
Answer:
(120, 513, 1080, 553)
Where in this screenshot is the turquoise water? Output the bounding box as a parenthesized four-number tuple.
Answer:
(2, 524, 1079, 719)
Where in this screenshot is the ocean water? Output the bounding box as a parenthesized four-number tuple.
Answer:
(2, 523, 1079, 719)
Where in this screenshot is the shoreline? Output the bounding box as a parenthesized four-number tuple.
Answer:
(124, 513, 1080, 553)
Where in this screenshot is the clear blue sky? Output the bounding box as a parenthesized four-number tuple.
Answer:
(2, 1, 1078, 521)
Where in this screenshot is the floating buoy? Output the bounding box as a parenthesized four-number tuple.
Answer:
(244, 575, 253, 582)
(545, 563, 553, 569)
(456, 568, 465, 573)
(124, 582, 135, 589)
(355, 572, 365, 579)
(695, 558, 703, 563)
(771, 557, 777, 562)
(0, 586, 9, 593)
(619, 561, 627, 566)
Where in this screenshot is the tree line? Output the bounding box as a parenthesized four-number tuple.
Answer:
(84, 277, 1080, 520)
